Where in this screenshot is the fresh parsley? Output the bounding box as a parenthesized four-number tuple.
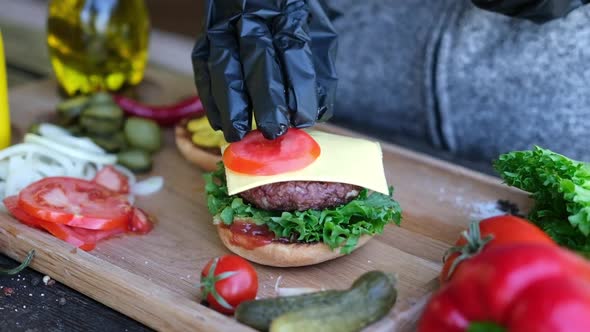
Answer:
(204, 164, 402, 254)
(494, 146, 590, 255)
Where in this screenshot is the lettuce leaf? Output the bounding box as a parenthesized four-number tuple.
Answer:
(204, 164, 402, 254)
(494, 146, 590, 255)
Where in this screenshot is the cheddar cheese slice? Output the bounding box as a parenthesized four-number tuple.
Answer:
(223, 130, 389, 196)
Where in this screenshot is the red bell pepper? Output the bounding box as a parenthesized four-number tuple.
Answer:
(441, 215, 555, 284)
(418, 244, 590, 332)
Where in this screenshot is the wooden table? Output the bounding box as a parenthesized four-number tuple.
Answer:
(0, 3, 155, 330)
(0, 1, 506, 331)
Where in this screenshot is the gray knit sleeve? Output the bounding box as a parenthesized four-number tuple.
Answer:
(324, 0, 590, 163)
(471, 0, 585, 22)
(437, 2, 590, 161)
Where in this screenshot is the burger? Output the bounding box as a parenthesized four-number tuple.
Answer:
(195, 126, 403, 267)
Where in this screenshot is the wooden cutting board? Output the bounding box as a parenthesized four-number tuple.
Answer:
(0, 67, 531, 331)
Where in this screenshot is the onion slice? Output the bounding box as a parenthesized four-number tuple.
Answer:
(131, 176, 164, 196)
(113, 165, 136, 186)
(0, 160, 8, 180)
(39, 123, 105, 154)
(38, 123, 71, 137)
(24, 134, 116, 165)
(0, 124, 164, 204)
(273, 276, 319, 297)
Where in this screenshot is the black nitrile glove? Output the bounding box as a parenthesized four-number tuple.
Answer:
(472, 0, 589, 23)
(191, 0, 338, 142)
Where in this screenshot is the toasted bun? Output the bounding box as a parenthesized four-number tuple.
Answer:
(175, 121, 221, 172)
(216, 219, 372, 267)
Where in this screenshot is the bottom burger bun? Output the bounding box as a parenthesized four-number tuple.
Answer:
(216, 221, 372, 267)
(174, 121, 220, 172)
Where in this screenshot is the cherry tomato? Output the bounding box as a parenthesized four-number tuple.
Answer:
(92, 166, 129, 194)
(222, 129, 320, 175)
(200, 255, 258, 315)
(4, 196, 126, 251)
(18, 177, 132, 230)
(441, 215, 556, 284)
(128, 207, 154, 234)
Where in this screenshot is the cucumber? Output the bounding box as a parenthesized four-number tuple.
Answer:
(56, 95, 89, 126)
(89, 91, 114, 105)
(117, 149, 152, 173)
(124, 117, 162, 153)
(27, 123, 41, 135)
(65, 124, 83, 136)
(90, 132, 127, 153)
(235, 271, 397, 332)
(80, 103, 124, 135)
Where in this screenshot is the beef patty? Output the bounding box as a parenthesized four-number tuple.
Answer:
(239, 181, 361, 211)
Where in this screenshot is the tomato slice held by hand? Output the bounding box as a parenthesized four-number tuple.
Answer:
(18, 177, 132, 230)
(200, 255, 258, 315)
(222, 129, 320, 175)
(440, 215, 556, 284)
(4, 196, 126, 251)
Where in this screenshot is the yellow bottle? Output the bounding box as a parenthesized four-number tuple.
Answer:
(46, 0, 150, 96)
(0, 29, 10, 150)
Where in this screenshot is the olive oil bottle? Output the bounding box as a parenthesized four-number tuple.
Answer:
(47, 0, 150, 96)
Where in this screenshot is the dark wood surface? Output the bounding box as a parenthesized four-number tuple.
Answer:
(0, 4, 494, 331)
(0, 255, 152, 332)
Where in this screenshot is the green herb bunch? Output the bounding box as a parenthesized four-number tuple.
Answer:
(495, 147, 590, 255)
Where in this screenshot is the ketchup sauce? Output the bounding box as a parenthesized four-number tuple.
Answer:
(226, 221, 275, 249)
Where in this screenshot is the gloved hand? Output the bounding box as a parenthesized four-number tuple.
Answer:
(471, 0, 588, 23)
(191, 0, 338, 142)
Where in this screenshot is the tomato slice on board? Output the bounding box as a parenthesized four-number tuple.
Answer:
(92, 166, 130, 194)
(222, 129, 321, 176)
(4, 196, 126, 251)
(3, 196, 43, 230)
(18, 177, 132, 230)
(128, 207, 154, 234)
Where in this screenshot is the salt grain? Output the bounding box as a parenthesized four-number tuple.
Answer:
(452, 197, 504, 220)
(42, 276, 51, 285)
